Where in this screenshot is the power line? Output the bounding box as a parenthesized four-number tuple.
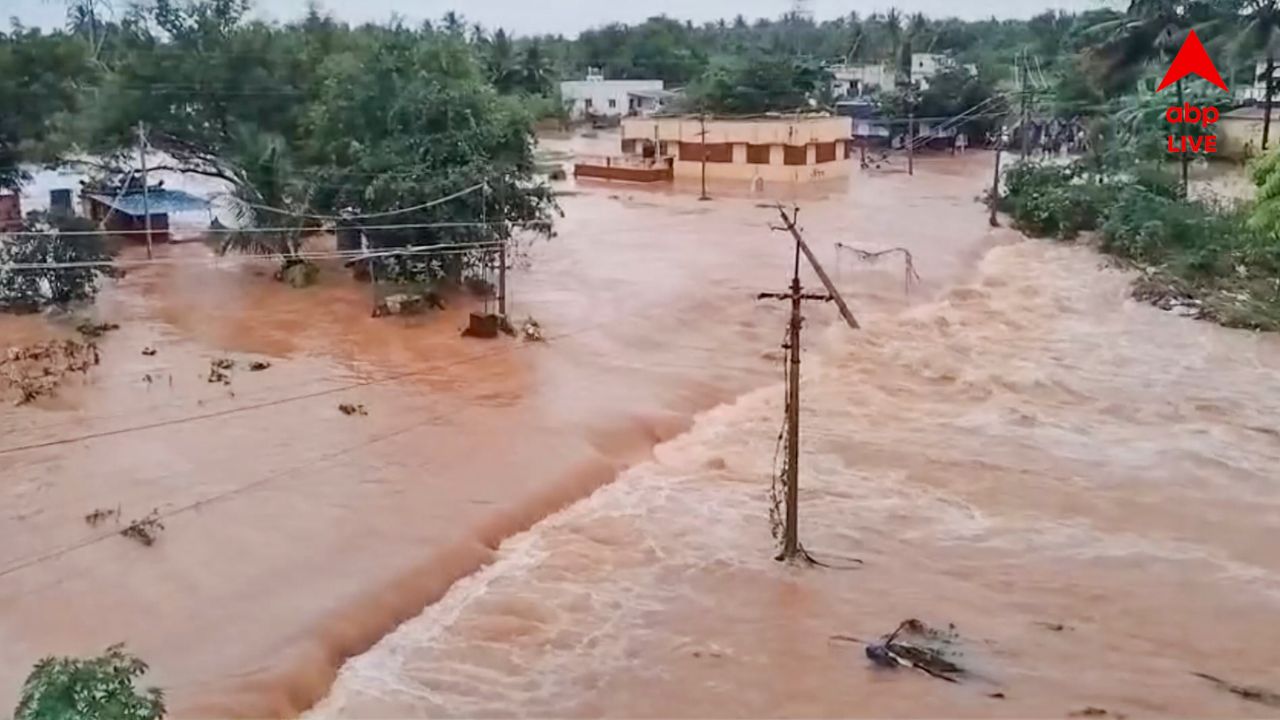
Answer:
(4, 219, 545, 239)
(0, 241, 506, 271)
(0, 306, 675, 582)
(241, 182, 487, 221)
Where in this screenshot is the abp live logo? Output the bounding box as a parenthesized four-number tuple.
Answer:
(1158, 29, 1227, 154)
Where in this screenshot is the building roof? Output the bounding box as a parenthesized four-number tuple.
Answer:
(627, 89, 678, 100)
(85, 189, 209, 216)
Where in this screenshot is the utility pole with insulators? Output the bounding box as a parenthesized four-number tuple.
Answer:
(758, 206, 859, 563)
(698, 111, 711, 201)
(138, 122, 154, 260)
(1019, 52, 1030, 160)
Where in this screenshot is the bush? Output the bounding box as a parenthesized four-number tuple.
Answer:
(15, 645, 165, 720)
(0, 217, 115, 313)
(1100, 189, 1246, 278)
(1002, 162, 1111, 239)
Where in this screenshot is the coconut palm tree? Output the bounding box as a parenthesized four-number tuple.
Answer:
(1089, 0, 1221, 196)
(1234, 0, 1280, 150)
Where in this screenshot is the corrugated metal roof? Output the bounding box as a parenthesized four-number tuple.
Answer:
(85, 189, 210, 216)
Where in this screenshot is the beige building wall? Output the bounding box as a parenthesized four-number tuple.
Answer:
(621, 115, 854, 184)
(1217, 118, 1266, 161)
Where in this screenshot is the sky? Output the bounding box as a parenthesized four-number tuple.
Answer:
(9, 0, 1121, 37)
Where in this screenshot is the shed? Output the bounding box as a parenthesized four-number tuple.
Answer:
(82, 188, 210, 243)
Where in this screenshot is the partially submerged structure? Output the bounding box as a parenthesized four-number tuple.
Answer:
(81, 180, 209, 244)
(560, 68, 667, 120)
(0, 192, 21, 233)
(617, 114, 855, 184)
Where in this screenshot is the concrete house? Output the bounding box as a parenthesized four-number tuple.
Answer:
(560, 68, 665, 120)
(620, 114, 855, 184)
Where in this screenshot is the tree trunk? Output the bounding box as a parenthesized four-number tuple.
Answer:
(1264, 56, 1275, 152)
(1178, 78, 1188, 199)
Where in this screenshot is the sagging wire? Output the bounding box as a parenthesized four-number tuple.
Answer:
(0, 241, 505, 271)
(834, 243, 922, 296)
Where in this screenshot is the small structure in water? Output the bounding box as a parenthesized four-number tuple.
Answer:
(620, 113, 856, 186)
(81, 178, 209, 244)
(0, 191, 22, 233)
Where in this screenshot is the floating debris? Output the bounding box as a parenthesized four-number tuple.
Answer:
(988, 692, 1006, 700)
(521, 317, 545, 342)
(2, 339, 100, 405)
(248, 361, 272, 372)
(84, 507, 120, 527)
(338, 403, 367, 416)
(862, 619, 965, 683)
(1069, 707, 1111, 718)
(1192, 672, 1280, 709)
(1035, 622, 1072, 632)
(141, 347, 157, 356)
(120, 511, 165, 547)
(207, 358, 234, 385)
(75, 321, 120, 339)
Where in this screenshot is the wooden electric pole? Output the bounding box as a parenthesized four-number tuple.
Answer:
(1019, 55, 1030, 160)
(758, 206, 859, 563)
(907, 94, 916, 177)
(698, 111, 711, 201)
(138, 122, 154, 260)
(989, 134, 1003, 227)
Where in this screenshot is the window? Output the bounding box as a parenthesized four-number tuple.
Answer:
(585, 98, 593, 109)
(679, 142, 733, 163)
(747, 144, 772, 164)
(783, 145, 807, 166)
(608, 98, 617, 109)
(815, 142, 837, 164)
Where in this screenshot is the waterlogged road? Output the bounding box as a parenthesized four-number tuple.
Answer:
(3, 148, 1278, 718)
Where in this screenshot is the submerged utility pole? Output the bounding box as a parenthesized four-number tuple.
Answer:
(758, 206, 859, 562)
(989, 133, 1003, 227)
(137, 122, 154, 260)
(698, 111, 711, 201)
(1019, 54, 1030, 160)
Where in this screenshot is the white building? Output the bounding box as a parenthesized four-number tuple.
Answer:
(829, 53, 977, 98)
(1238, 60, 1280, 102)
(560, 69, 666, 120)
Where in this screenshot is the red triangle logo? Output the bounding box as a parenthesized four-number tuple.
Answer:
(1157, 29, 1228, 92)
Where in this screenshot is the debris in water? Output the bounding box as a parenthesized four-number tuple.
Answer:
(521, 317, 545, 342)
(84, 507, 120, 527)
(141, 347, 157, 356)
(207, 358, 234, 384)
(860, 619, 965, 683)
(1069, 707, 1110, 717)
(120, 511, 165, 547)
(1192, 672, 1280, 708)
(2, 339, 100, 405)
(338, 403, 367, 416)
(1035, 622, 1072, 632)
(988, 692, 1006, 700)
(75, 321, 120, 339)
(248, 361, 272, 372)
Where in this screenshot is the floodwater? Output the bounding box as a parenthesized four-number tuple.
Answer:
(3, 143, 1280, 719)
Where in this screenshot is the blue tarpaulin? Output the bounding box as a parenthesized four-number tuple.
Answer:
(86, 189, 210, 216)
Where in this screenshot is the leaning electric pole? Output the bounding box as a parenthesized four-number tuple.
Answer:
(758, 205, 859, 563)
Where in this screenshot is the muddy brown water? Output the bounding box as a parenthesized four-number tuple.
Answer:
(3, 146, 1280, 719)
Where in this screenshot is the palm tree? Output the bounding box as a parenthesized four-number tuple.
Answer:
(1089, 0, 1219, 196)
(219, 128, 313, 283)
(1235, 0, 1280, 150)
(519, 40, 553, 96)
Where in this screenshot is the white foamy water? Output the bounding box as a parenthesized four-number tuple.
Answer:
(310, 240, 1280, 718)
